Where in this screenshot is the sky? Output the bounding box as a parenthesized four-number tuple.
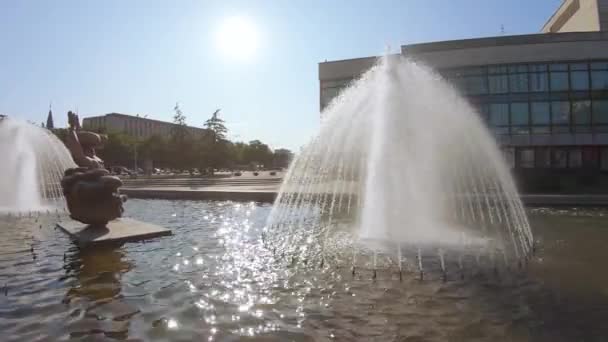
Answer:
(0, 0, 562, 151)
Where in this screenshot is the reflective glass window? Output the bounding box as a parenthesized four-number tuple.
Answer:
(592, 100, 608, 124)
(488, 65, 508, 74)
(511, 102, 529, 134)
(531, 102, 550, 133)
(551, 101, 570, 126)
(535, 147, 551, 168)
(529, 64, 548, 72)
(550, 71, 569, 91)
(503, 148, 515, 168)
(601, 148, 608, 170)
(570, 63, 588, 71)
(552, 149, 568, 168)
(529, 72, 548, 92)
(489, 75, 508, 94)
(582, 147, 599, 168)
(518, 149, 535, 168)
(463, 76, 487, 95)
(489, 104, 509, 125)
(569, 149, 582, 168)
(508, 64, 528, 73)
(509, 73, 528, 92)
(570, 71, 589, 90)
(549, 64, 568, 71)
(572, 101, 591, 132)
(591, 71, 608, 90)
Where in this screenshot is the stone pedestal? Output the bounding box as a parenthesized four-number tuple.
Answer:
(57, 218, 171, 246)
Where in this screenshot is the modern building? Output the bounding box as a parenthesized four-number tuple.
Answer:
(83, 113, 208, 140)
(542, 0, 608, 33)
(319, 1, 608, 193)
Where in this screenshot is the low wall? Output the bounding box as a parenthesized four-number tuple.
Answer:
(122, 188, 608, 206)
(122, 189, 277, 203)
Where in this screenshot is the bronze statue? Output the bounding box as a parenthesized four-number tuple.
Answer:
(61, 111, 126, 225)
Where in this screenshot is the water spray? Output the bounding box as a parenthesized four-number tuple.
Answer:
(417, 247, 423, 280)
(439, 248, 447, 282)
(397, 243, 403, 282)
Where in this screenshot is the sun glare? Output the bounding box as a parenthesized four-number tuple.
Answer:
(215, 16, 258, 60)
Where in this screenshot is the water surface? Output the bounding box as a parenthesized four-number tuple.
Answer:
(0, 200, 607, 341)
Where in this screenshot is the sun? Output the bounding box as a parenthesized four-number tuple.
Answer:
(215, 16, 258, 60)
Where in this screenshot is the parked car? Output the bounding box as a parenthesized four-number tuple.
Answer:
(234, 172, 242, 176)
(269, 171, 277, 176)
(253, 172, 259, 176)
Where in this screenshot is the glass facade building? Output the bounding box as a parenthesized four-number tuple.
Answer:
(442, 61, 608, 172)
(319, 32, 608, 193)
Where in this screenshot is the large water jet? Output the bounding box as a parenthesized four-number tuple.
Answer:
(0, 118, 75, 213)
(267, 56, 533, 276)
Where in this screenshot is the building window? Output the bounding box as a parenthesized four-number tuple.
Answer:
(509, 64, 528, 93)
(572, 100, 591, 132)
(510, 102, 529, 134)
(517, 148, 535, 168)
(489, 75, 508, 94)
(321, 87, 340, 109)
(488, 65, 508, 94)
(531, 102, 550, 133)
(591, 62, 608, 90)
(568, 148, 582, 168)
(489, 103, 509, 134)
(551, 148, 568, 168)
(535, 147, 551, 168)
(529, 64, 549, 92)
(582, 147, 599, 168)
(462, 76, 488, 95)
(550, 64, 569, 91)
(601, 148, 608, 170)
(477, 103, 489, 123)
(551, 101, 570, 133)
(570, 63, 589, 91)
(503, 147, 515, 168)
(592, 100, 608, 132)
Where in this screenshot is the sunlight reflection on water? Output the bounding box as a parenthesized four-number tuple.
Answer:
(0, 200, 607, 341)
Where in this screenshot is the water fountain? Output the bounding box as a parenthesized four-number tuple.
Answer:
(266, 55, 533, 278)
(0, 117, 75, 213)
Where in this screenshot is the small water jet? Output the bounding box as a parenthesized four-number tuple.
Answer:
(267, 55, 533, 277)
(0, 118, 75, 213)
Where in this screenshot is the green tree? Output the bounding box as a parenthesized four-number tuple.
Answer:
(97, 132, 134, 167)
(169, 103, 195, 171)
(244, 140, 273, 168)
(140, 134, 169, 168)
(200, 109, 230, 173)
(204, 109, 227, 142)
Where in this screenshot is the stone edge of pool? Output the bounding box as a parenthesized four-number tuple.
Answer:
(121, 188, 278, 202)
(121, 188, 608, 206)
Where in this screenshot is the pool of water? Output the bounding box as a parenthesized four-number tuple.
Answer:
(1, 200, 607, 341)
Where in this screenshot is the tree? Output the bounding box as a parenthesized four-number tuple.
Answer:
(169, 103, 195, 171)
(140, 134, 169, 168)
(244, 140, 273, 168)
(273, 148, 293, 169)
(201, 109, 230, 173)
(204, 109, 227, 142)
(96, 132, 134, 167)
(46, 108, 54, 129)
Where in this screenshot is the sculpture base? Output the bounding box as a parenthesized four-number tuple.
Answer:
(57, 217, 171, 246)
